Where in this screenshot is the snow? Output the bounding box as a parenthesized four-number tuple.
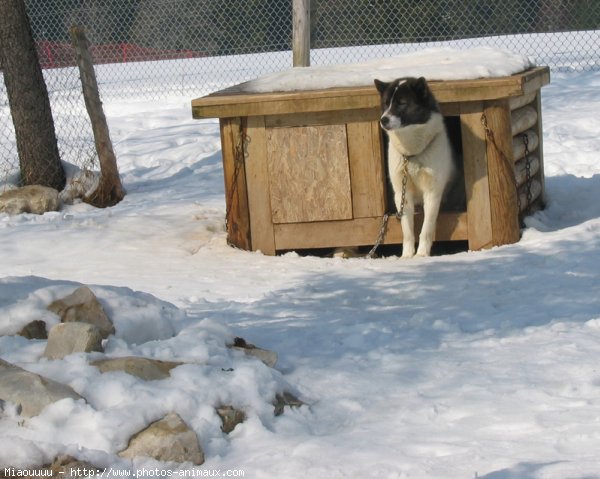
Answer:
(235, 47, 534, 92)
(1, 44, 600, 478)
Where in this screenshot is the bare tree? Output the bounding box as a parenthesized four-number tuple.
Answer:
(70, 25, 125, 207)
(0, 0, 66, 190)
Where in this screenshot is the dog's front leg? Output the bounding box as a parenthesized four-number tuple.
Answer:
(400, 191, 416, 258)
(388, 150, 415, 258)
(416, 190, 442, 256)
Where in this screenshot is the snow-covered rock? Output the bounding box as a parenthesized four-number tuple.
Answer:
(119, 412, 204, 465)
(0, 359, 83, 417)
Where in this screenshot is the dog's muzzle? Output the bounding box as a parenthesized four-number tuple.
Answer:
(380, 115, 392, 130)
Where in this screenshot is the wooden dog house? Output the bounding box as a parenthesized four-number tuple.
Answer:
(192, 66, 550, 255)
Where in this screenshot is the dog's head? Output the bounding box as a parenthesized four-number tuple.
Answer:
(374, 77, 440, 131)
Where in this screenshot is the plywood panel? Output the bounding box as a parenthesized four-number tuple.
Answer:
(266, 124, 353, 224)
(347, 121, 386, 218)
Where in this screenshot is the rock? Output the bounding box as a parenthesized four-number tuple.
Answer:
(0, 185, 59, 215)
(90, 356, 183, 380)
(44, 322, 104, 359)
(47, 286, 115, 338)
(273, 391, 305, 417)
(0, 359, 83, 417)
(216, 405, 246, 433)
(119, 413, 204, 465)
(18, 320, 48, 340)
(229, 337, 278, 368)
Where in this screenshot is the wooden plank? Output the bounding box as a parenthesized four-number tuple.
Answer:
(459, 103, 494, 251)
(515, 154, 540, 187)
(534, 91, 547, 205)
(483, 99, 521, 246)
(346, 120, 386, 218)
(266, 124, 353, 223)
(511, 106, 538, 136)
(265, 108, 379, 128)
(439, 102, 463, 116)
(509, 91, 536, 110)
(244, 116, 276, 255)
(513, 129, 539, 161)
(193, 92, 378, 120)
(192, 67, 550, 119)
(518, 179, 542, 212)
(273, 213, 468, 251)
(220, 118, 251, 250)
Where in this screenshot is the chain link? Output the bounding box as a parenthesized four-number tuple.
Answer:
(481, 113, 537, 226)
(225, 124, 250, 233)
(366, 158, 408, 259)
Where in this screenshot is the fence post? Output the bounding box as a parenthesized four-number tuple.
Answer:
(293, 0, 310, 67)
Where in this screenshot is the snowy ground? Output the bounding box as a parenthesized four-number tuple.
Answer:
(1, 46, 600, 479)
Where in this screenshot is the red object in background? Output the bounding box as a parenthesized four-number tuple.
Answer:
(35, 40, 204, 69)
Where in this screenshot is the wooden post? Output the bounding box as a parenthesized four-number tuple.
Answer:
(483, 99, 520, 246)
(293, 0, 310, 67)
(221, 117, 252, 250)
(460, 103, 494, 251)
(70, 25, 125, 207)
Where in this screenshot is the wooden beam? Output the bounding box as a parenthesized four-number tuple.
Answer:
(460, 103, 494, 251)
(244, 116, 276, 255)
(220, 118, 251, 250)
(273, 213, 468, 252)
(192, 67, 550, 119)
(483, 99, 521, 245)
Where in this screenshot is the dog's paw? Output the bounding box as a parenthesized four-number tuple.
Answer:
(333, 247, 361, 259)
(416, 243, 432, 257)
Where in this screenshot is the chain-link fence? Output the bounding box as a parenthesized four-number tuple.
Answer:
(2, 0, 600, 190)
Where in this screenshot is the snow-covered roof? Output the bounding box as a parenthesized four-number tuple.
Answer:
(237, 47, 534, 93)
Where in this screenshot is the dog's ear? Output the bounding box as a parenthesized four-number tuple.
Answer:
(374, 79, 387, 94)
(413, 76, 439, 110)
(413, 77, 429, 99)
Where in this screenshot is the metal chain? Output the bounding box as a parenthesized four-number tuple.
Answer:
(224, 124, 250, 232)
(480, 113, 521, 213)
(366, 158, 408, 258)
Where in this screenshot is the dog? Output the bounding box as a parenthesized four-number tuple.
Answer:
(374, 76, 455, 258)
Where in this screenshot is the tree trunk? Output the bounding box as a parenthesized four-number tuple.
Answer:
(70, 25, 125, 208)
(0, 0, 66, 190)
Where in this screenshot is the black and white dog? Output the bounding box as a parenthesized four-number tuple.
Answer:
(374, 77, 455, 258)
